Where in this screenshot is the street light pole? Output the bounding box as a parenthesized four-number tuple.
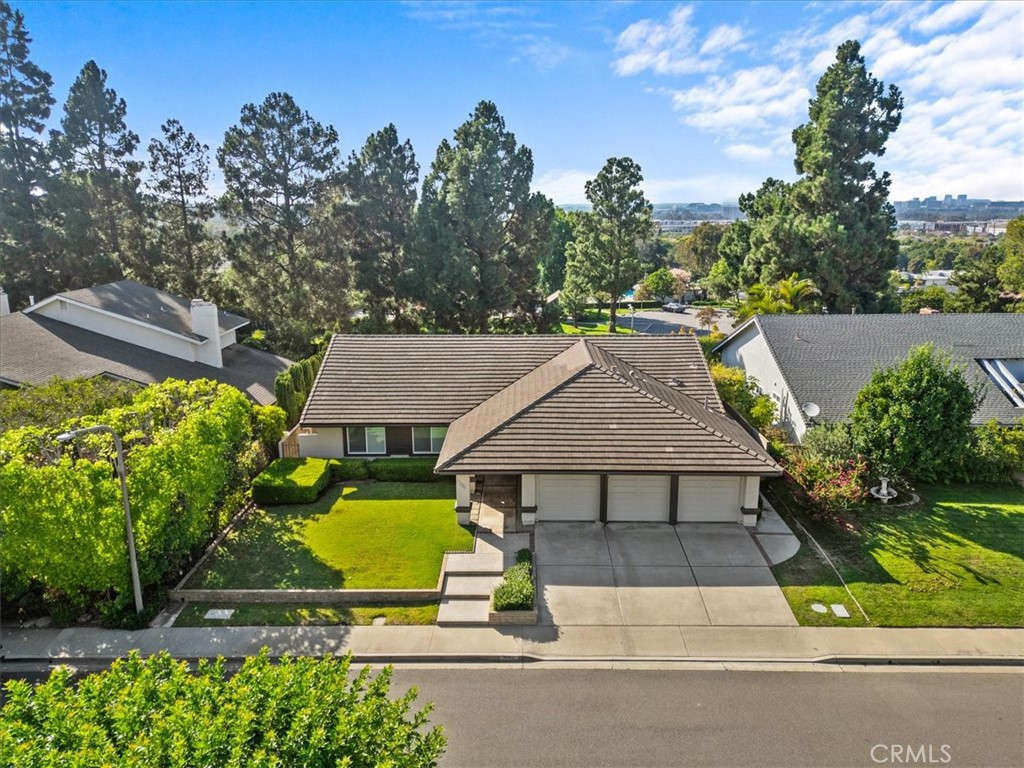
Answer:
(57, 424, 144, 614)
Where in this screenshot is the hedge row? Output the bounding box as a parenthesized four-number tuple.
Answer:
(251, 458, 331, 505)
(275, 353, 323, 426)
(492, 549, 534, 611)
(0, 379, 257, 622)
(328, 457, 440, 483)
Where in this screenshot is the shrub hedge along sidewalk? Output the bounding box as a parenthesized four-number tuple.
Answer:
(0, 651, 445, 766)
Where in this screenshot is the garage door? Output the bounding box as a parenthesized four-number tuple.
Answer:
(607, 475, 671, 522)
(536, 474, 600, 521)
(678, 476, 742, 522)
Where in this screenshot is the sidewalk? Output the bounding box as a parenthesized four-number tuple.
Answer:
(2, 624, 1021, 666)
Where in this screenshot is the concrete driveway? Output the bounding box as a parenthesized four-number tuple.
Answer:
(534, 523, 797, 627)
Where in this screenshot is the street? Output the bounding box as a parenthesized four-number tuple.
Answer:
(388, 666, 1024, 768)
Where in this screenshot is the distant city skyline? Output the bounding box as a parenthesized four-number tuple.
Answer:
(18, 1, 1024, 203)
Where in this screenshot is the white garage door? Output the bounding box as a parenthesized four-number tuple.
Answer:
(536, 474, 600, 521)
(678, 476, 742, 522)
(607, 475, 671, 522)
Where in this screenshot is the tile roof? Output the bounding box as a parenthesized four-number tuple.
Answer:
(302, 334, 722, 426)
(42, 280, 249, 340)
(0, 313, 290, 405)
(435, 339, 780, 475)
(722, 314, 1024, 426)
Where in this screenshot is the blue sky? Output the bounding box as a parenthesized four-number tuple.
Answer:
(19, 0, 1024, 204)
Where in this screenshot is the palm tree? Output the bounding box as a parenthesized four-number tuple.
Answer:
(736, 273, 820, 320)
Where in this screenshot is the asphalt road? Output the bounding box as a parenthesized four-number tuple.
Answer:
(626, 308, 738, 336)
(389, 667, 1024, 768)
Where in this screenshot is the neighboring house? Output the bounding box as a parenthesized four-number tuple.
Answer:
(715, 314, 1024, 441)
(299, 335, 781, 525)
(0, 281, 291, 405)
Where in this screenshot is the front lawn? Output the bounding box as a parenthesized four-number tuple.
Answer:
(560, 322, 636, 335)
(173, 602, 439, 627)
(770, 481, 1024, 627)
(188, 481, 474, 590)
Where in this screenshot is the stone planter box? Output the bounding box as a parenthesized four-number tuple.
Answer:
(488, 607, 538, 625)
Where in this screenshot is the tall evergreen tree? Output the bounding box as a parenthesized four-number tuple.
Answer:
(335, 123, 419, 330)
(145, 119, 218, 298)
(217, 91, 342, 355)
(565, 157, 653, 332)
(0, 1, 54, 306)
(412, 100, 552, 333)
(739, 41, 902, 311)
(49, 60, 143, 288)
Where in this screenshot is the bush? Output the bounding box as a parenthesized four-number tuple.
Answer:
(709, 362, 776, 432)
(787, 452, 869, 516)
(802, 422, 858, 462)
(328, 457, 370, 481)
(252, 404, 287, 444)
(0, 650, 445, 767)
(0, 379, 255, 621)
(251, 458, 330, 505)
(492, 560, 534, 611)
(961, 418, 1024, 482)
(0, 376, 138, 436)
(367, 457, 439, 482)
(274, 352, 324, 427)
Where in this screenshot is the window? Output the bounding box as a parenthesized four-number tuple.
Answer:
(412, 426, 448, 454)
(346, 426, 386, 455)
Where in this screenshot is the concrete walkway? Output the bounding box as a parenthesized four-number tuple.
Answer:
(2, 625, 1021, 665)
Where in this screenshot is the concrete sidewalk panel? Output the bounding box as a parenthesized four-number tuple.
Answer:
(624, 626, 689, 657)
(820, 628, 1024, 659)
(428, 627, 522, 656)
(0, 628, 64, 659)
(605, 524, 689, 567)
(535, 523, 610, 566)
(680, 627, 831, 659)
(346, 626, 435, 655)
(249, 626, 354, 657)
(522, 625, 630, 657)
(140, 627, 259, 657)
(46, 628, 148, 658)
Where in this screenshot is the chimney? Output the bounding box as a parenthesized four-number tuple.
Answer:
(190, 299, 223, 368)
(0, 288, 9, 317)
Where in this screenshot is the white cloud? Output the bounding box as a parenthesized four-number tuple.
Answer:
(724, 143, 775, 162)
(670, 66, 810, 134)
(515, 37, 571, 70)
(614, 5, 742, 76)
(533, 169, 593, 204)
(913, 0, 988, 34)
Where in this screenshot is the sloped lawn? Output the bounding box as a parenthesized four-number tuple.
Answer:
(771, 482, 1024, 627)
(189, 481, 474, 590)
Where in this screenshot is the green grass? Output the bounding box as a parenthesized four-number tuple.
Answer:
(189, 481, 474, 590)
(560, 322, 636, 335)
(770, 481, 1024, 627)
(173, 602, 439, 627)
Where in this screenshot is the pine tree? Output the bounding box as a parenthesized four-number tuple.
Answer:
(0, 1, 55, 306)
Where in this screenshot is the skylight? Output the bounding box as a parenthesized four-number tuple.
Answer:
(979, 359, 1024, 407)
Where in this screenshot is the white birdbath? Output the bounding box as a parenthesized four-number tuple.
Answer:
(869, 476, 898, 503)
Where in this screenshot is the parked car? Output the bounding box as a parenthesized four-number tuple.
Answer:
(662, 302, 687, 313)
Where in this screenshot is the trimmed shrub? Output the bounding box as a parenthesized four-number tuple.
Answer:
(328, 458, 370, 481)
(0, 650, 445, 767)
(787, 452, 869, 516)
(367, 457, 439, 482)
(492, 558, 534, 612)
(252, 404, 287, 445)
(274, 352, 325, 427)
(251, 458, 330, 505)
(961, 418, 1024, 482)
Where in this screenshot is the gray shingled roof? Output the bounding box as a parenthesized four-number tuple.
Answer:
(727, 314, 1024, 426)
(0, 313, 290, 405)
(45, 281, 249, 340)
(302, 334, 722, 426)
(436, 339, 780, 475)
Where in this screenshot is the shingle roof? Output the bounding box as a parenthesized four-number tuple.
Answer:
(302, 334, 722, 426)
(725, 314, 1024, 426)
(0, 313, 290, 405)
(41, 281, 248, 340)
(436, 339, 780, 475)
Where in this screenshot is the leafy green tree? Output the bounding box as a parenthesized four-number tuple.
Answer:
(717, 219, 749, 273)
(49, 60, 144, 288)
(950, 244, 1004, 312)
(996, 216, 1024, 296)
(0, 1, 55, 308)
(412, 100, 552, 332)
(739, 41, 903, 311)
(217, 92, 344, 356)
(900, 285, 952, 314)
(335, 123, 419, 330)
(641, 266, 679, 299)
(673, 221, 726, 276)
(539, 206, 574, 294)
(566, 157, 654, 332)
(735, 177, 806, 289)
(850, 344, 980, 482)
(0, 376, 137, 436)
(0, 651, 445, 767)
(704, 257, 738, 302)
(558, 250, 590, 324)
(735, 273, 819, 320)
(145, 119, 218, 298)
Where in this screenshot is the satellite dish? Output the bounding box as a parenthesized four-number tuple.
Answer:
(802, 402, 820, 418)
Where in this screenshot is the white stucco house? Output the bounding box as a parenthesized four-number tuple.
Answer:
(298, 335, 782, 527)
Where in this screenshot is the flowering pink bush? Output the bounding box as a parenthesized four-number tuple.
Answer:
(787, 453, 869, 515)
